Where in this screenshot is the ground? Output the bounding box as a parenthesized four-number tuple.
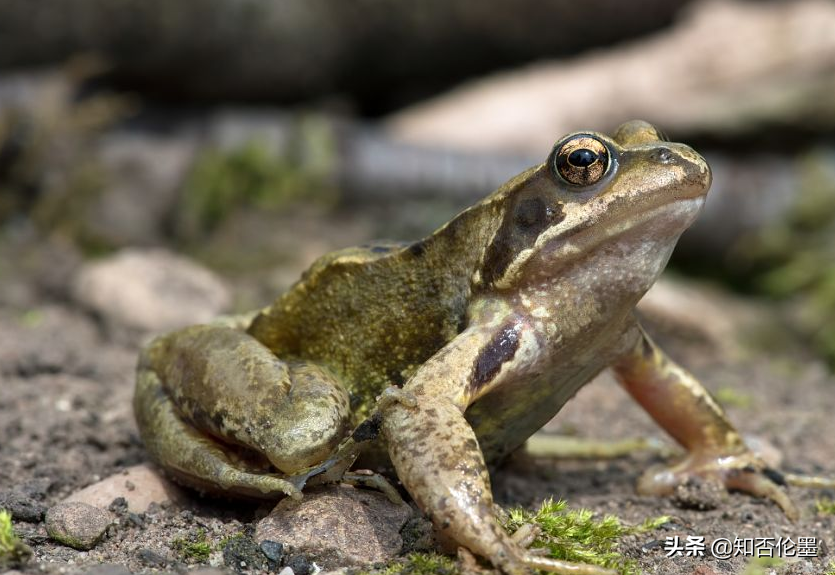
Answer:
(1, 224, 834, 575)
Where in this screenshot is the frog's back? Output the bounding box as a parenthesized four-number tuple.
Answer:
(248, 221, 489, 409)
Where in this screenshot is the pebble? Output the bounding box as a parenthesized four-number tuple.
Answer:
(71, 248, 230, 333)
(256, 484, 413, 568)
(65, 463, 188, 514)
(45, 501, 114, 550)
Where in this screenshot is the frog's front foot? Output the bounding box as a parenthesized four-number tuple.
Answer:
(376, 386, 419, 410)
(638, 450, 798, 520)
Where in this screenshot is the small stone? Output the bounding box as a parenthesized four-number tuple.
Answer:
(46, 501, 114, 550)
(259, 540, 285, 564)
(285, 554, 311, 575)
(256, 484, 413, 568)
(65, 464, 188, 514)
(71, 248, 230, 333)
(107, 497, 128, 515)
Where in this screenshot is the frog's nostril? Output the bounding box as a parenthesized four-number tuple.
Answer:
(651, 148, 675, 164)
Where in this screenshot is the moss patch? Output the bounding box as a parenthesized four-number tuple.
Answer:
(504, 498, 668, 575)
(714, 386, 753, 409)
(0, 509, 32, 569)
(170, 528, 212, 563)
(815, 497, 835, 515)
(742, 556, 784, 575)
(177, 118, 338, 242)
(358, 499, 668, 575)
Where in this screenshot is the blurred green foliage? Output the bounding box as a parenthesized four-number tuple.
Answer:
(176, 118, 338, 242)
(736, 150, 835, 368)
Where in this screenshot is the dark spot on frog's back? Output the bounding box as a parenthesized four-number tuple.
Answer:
(408, 240, 427, 257)
(471, 324, 520, 392)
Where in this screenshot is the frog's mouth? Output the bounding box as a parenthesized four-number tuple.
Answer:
(552, 191, 704, 252)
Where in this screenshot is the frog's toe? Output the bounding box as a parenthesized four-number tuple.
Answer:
(637, 451, 798, 521)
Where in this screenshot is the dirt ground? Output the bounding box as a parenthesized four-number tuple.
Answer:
(2, 225, 835, 575)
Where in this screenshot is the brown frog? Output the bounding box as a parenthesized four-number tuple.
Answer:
(135, 121, 795, 575)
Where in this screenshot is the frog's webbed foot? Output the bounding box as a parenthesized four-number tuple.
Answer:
(637, 450, 798, 520)
(615, 325, 801, 520)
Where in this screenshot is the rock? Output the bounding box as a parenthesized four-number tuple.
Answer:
(0, 490, 46, 522)
(45, 501, 114, 550)
(284, 555, 311, 575)
(258, 540, 285, 564)
(65, 463, 189, 515)
(255, 485, 413, 568)
(385, 0, 835, 153)
(71, 248, 230, 333)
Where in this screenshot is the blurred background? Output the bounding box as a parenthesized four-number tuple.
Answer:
(4, 3, 835, 573)
(1, 0, 834, 365)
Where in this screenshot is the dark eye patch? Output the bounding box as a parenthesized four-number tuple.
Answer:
(481, 196, 564, 286)
(514, 197, 547, 228)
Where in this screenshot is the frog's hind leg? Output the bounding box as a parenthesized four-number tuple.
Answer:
(135, 324, 355, 499)
(134, 359, 303, 500)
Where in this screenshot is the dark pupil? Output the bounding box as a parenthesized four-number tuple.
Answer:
(568, 148, 598, 167)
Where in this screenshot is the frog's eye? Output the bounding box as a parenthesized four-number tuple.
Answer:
(553, 135, 610, 187)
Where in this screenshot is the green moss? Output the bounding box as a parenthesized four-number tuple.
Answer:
(0, 509, 32, 569)
(714, 386, 753, 409)
(741, 556, 783, 575)
(504, 498, 668, 574)
(177, 122, 338, 241)
(360, 500, 667, 575)
(170, 528, 212, 563)
(826, 559, 835, 575)
(733, 150, 835, 368)
(815, 497, 835, 515)
(364, 552, 459, 575)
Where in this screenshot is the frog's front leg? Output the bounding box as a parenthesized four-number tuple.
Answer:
(613, 323, 797, 519)
(379, 321, 616, 575)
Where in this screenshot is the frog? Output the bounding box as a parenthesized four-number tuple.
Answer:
(134, 120, 797, 575)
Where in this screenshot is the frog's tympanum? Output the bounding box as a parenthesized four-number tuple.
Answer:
(135, 121, 795, 575)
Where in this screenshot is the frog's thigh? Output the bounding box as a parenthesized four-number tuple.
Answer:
(134, 364, 303, 498)
(139, 325, 351, 476)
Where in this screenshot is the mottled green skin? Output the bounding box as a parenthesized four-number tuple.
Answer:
(135, 121, 794, 575)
